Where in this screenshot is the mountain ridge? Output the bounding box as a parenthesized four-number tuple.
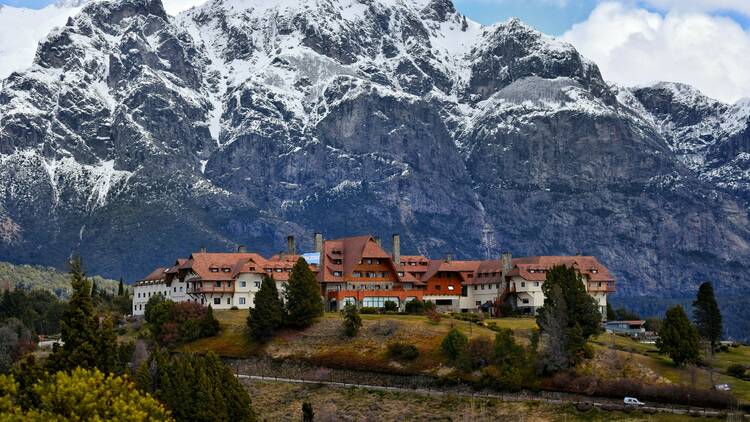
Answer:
(0, 0, 749, 338)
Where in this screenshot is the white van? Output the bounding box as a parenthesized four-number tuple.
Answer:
(624, 397, 645, 406)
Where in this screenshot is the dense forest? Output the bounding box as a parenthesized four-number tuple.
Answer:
(0, 261, 118, 299)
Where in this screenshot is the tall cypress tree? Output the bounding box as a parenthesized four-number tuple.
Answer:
(284, 257, 323, 328)
(536, 265, 601, 369)
(118, 278, 125, 296)
(657, 305, 700, 366)
(692, 281, 723, 351)
(48, 255, 99, 372)
(248, 275, 283, 341)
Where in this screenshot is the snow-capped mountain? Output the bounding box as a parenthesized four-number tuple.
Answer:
(1, 0, 749, 335)
(0, 0, 88, 80)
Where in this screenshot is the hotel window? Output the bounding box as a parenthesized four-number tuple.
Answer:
(534, 282, 539, 287)
(228, 282, 232, 288)
(226, 298, 231, 305)
(240, 281, 246, 287)
(213, 298, 220, 305)
(275, 268, 282, 272)
(215, 281, 221, 287)
(239, 297, 246, 305)
(473, 285, 478, 290)
(467, 274, 473, 278)
(173, 287, 177, 292)
(435, 285, 441, 290)
(380, 272, 387, 277)
(366, 259, 372, 264)
(397, 272, 404, 276)
(522, 298, 529, 304)
(475, 301, 481, 306)
(222, 268, 231, 272)
(333, 271, 342, 276)
(210, 268, 219, 272)
(521, 282, 525, 288)
(353, 272, 361, 277)
(448, 285, 455, 291)
(179, 287, 183, 292)
(481, 285, 485, 290)
(254, 282, 260, 288)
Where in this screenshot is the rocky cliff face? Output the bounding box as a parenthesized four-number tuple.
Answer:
(1, 0, 749, 325)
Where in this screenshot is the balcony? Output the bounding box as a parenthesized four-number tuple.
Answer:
(188, 283, 235, 294)
(587, 283, 616, 293)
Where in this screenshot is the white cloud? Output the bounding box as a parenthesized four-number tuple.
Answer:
(640, 0, 750, 17)
(562, 2, 750, 103)
(0, 2, 83, 80)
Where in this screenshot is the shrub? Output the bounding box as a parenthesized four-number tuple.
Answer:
(360, 307, 379, 315)
(457, 337, 494, 372)
(727, 364, 746, 379)
(341, 304, 362, 337)
(230, 306, 239, 310)
(383, 301, 399, 312)
(426, 309, 442, 325)
(387, 342, 419, 361)
(441, 328, 468, 363)
(371, 320, 399, 337)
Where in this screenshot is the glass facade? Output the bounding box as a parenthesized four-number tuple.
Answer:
(362, 297, 400, 308)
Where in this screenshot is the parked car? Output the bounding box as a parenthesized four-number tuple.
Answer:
(624, 397, 645, 406)
(714, 384, 731, 391)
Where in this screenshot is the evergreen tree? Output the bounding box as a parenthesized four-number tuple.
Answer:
(47, 255, 132, 374)
(284, 257, 323, 328)
(536, 265, 601, 370)
(341, 303, 362, 337)
(199, 305, 220, 337)
(440, 328, 468, 363)
(117, 278, 124, 296)
(302, 402, 314, 422)
(248, 275, 284, 341)
(692, 281, 723, 351)
(606, 302, 615, 320)
(141, 351, 256, 422)
(48, 256, 99, 372)
(657, 305, 701, 366)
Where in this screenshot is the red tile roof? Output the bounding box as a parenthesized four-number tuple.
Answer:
(138, 267, 167, 284)
(507, 256, 614, 282)
(182, 252, 267, 281)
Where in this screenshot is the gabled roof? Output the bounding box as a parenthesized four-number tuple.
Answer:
(507, 256, 614, 282)
(182, 252, 267, 281)
(422, 260, 482, 283)
(137, 267, 167, 285)
(319, 235, 404, 283)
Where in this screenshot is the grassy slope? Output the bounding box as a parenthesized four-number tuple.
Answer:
(589, 333, 750, 404)
(243, 380, 717, 422)
(184, 311, 749, 404)
(0, 261, 119, 298)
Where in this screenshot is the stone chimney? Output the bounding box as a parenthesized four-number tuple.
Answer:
(200, 245, 207, 253)
(287, 235, 296, 255)
(392, 233, 400, 265)
(237, 245, 247, 253)
(501, 251, 512, 271)
(314, 232, 323, 253)
(445, 253, 453, 263)
(374, 236, 381, 247)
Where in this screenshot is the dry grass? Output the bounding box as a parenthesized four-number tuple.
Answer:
(242, 380, 720, 422)
(265, 313, 500, 375)
(176, 309, 258, 358)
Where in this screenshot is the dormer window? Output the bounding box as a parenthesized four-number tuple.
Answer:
(353, 272, 361, 277)
(397, 271, 404, 276)
(333, 271, 342, 276)
(275, 268, 282, 272)
(591, 269, 599, 274)
(222, 268, 231, 272)
(529, 269, 535, 273)
(210, 268, 219, 272)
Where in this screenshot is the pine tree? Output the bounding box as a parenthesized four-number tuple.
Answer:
(606, 302, 615, 320)
(693, 281, 723, 351)
(48, 255, 132, 374)
(341, 303, 362, 337)
(199, 305, 220, 337)
(248, 275, 283, 341)
(48, 255, 99, 372)
(284, 257, 323, 328)
(657, 305, 701, 366)
(536, 265, 601, 369)
(441, 328, 468, 363)
(118, 278, 124, 296)
(302, 402, 314, 422)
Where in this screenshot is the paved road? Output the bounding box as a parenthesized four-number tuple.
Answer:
(237, 373, 745, 418)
